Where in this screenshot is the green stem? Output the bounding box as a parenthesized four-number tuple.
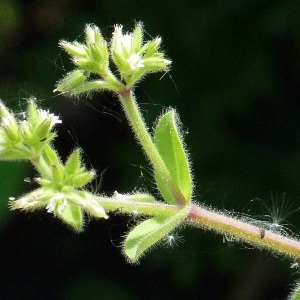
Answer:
(96, 191, 300, 258)
(101, 69, 124, 91)
(96, 195, 184, 217)
(30, 155, 52, 179)
(117, 88, 187, 205)
(188, 204, 300, 259)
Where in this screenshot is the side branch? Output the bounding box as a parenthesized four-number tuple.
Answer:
(118, 88, 187, 205)
(95, 195, 184, 217)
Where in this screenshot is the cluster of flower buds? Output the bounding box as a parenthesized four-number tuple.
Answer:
(9, 145, 108, 230)
(55, 22, 172, 95)
(2, 99, 108, 230)
(0, 98, 61, 160)
(10, 158, 107, 231)
(110, 23, 171, 86)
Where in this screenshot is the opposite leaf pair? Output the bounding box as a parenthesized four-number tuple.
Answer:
(124, 110, 193, 262)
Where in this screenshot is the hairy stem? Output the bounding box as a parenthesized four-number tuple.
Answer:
(188, 204, 300, 259)
(117, 88, 187, 205)
(30, 155, 52, 179)
(95, 195, 184, 217)
(96, 192, 300, 259)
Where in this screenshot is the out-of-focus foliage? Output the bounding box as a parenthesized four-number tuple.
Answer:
(0, 0, 300, 299)
(0, 162, 27, 228)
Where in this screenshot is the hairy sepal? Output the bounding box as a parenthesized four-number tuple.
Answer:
(154, 109, 192, 204)
(59, 203, 84, 232)
(123, 205, 190, 263)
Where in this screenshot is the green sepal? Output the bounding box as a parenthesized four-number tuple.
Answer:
(143, 57, 171, 71)
(52, 163, 64, 183)
(65, 149, 81, 174)
(132, 23, 143, 52)
(36, 118, 53, 140)
(124, 205, 190, 263)
(142, 38, 161, 58)
(42, 144, 60, 165)
(72, 171, 95, 188)
(55, 69, 87, 93)
(85, 24, 102, 45)
(59, 41, 87, 58)
(154, 110, 192, 204)
(27, 99, 39, 126)
(111, 51, 128, 74)
(35, 178, 52, 187)
(89, 42, 108, 63)
(64, 80, 117, 96)
(2, 115, 20, 142)
(59, 203, 84, 231)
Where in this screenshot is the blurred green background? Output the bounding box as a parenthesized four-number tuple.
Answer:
(0, 0, 300, 299)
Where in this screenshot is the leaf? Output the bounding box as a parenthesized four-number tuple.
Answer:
(124, 205, 190, 263)
(154, 110, 192, 204)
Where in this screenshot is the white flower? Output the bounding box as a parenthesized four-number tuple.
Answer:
(127, 54, 144, 70)
(112, 25, 132, 56)
(46, 194, 68, 215)
(48, 113, 62, 126)
(37, 109, 62, 126)
(120, 33, 133, 55)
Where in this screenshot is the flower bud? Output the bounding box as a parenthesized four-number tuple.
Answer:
(142, 37, 162, 58)
(143, 57, 172, 71)
(59, 40, 87, 58)
(72, 170, 95, 188)
(54, 69, 87, 93)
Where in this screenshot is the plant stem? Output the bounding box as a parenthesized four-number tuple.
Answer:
(97, 192, 300, 258)
(101, 69, 124, 91)
(95, 195, 184, 217)
(188, 204, 300, 259)
(30, 155, 52, 179)
(117, 88, 187, 205)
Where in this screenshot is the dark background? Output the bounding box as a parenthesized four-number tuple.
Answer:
(0, 0, 300, 299)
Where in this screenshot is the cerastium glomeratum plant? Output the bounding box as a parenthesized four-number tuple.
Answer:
(3, 21, 300, 299)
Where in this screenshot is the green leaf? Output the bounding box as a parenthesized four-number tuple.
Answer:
(124, 205, 190, 263)
(154, 110, 192, 204)
(60, 204, 84, 231)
